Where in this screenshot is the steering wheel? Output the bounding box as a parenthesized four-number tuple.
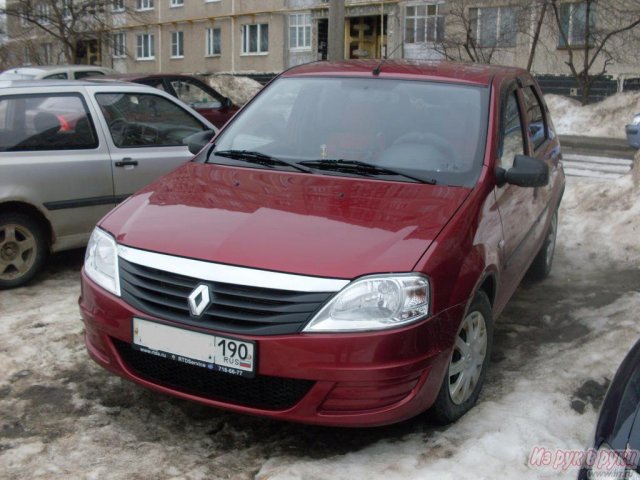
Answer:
(108, 118, 129, 146)
(393, 132, 459, 170)
(137, 124, 160, 145)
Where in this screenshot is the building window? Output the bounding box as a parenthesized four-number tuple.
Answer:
(405, 4, 444, 43)
(171, 31, 184, 58)
(559, 1, 595, 47)
(36, 2, 52, 25)
(62, 0, 72, 18)
(206, 28, 221, 56)
(136, 0, 154, 11)
(469, 6, 518, 48)
(23, 45, 31, 64)
(41, 43, 52, 63)
(113, 0, 125, 12)
(242, 24, 269, 54)
(170, 0, 184, 7)
(289, 13, 311, 50)
(113, 32, 126, 58)
(136, 33, 155, 59)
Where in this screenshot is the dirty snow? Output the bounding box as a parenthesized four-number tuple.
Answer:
(205, 75, 262, 106)
(1, 105, 640, 478)
(546, 92, 640, 138)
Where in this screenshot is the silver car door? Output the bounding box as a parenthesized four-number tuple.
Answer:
(90, 87, 214, 200)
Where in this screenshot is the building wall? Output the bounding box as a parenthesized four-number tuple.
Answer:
(2, 0, 639, 90)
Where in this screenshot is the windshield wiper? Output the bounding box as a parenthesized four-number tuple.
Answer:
(211, 149, 313, 174)
(299, 159, 437, 184)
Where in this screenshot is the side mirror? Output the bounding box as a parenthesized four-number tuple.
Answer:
(496, 155, 549, 188)
(222, 97, 233, 108)
(185, 129, 216, 155)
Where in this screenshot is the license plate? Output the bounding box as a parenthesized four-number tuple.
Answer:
(132, 318, 256, 378)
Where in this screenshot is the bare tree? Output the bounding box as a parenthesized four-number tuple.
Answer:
(434, 0, 548, 67)
(434, 0, 498, 64)
(550, 0, 640, 104)
(2, 0, 140, 65)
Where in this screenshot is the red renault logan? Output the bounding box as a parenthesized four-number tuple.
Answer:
(80, 60, 564, 427)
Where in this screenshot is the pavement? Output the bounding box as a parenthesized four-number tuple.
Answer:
(558, 135, 637, 179)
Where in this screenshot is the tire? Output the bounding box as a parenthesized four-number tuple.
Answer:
(0, 213, 48, 289)
(431, 290, 493, 425)
(527, 209, 558, 281)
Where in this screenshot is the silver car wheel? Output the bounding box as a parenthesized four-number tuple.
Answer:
(448, 310, 488, 405)
(0, 223, 37, 281)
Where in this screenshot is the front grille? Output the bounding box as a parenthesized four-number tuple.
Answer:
(119, 258, 333, 335)
(113, 339, 315, 410)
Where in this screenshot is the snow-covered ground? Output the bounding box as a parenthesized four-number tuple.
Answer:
(546, 92, 640, 138)
(1, 94, 639, 479)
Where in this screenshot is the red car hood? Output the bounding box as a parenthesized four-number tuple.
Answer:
(101, 163, 471, 279)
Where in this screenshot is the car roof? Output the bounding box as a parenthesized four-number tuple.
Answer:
(0, 79, 145, 88)
(2, 65, 111, 74)
(99, 73, 202, 81)
(282, 60, 526, 86)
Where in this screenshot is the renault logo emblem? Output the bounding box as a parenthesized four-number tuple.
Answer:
(188, 284, 211, 317)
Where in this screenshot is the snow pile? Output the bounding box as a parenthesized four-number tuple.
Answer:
(205, 75, 262, 106)
(545, 92, 640, 138)
(256, 291, 640, 480)
(556, 167, 640, 273)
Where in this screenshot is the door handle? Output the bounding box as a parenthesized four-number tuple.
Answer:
(115, 158, 138, 168)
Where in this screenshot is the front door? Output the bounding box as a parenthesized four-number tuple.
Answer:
(345, 16, 386, 59)
(494, 87, 543, 294)
(92, 90, 210, 199)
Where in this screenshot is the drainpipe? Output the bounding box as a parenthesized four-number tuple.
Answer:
(380, 3, 384, 58)
(328, 0, 345, 60)
(158, 7, 163, 73)
(231, 0, 236, 73)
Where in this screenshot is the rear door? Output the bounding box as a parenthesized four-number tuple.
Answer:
(88, 86, 214, 200)
(0, 87, 114, 248)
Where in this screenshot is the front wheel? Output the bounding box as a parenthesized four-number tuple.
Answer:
(0, 213, 47, 289)
(527, 209, 558, 281)
(431, 290, 493, 424)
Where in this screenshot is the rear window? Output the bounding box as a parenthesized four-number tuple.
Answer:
(0, 93, 98, 151)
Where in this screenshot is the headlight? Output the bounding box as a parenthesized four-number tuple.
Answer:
(303, 274, 430, 332)
(84, 228, 120, 296)
(632, 114, 640, 126)
(588, 445, 634, 480)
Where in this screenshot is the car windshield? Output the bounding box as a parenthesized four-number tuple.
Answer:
(210, 77, 489, 186)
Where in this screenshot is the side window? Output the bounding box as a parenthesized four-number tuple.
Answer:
(170, 79, 221, 108)
(75, 71, 105, 79)
(521, 86, 547, 151)
(499, 91, 525, 169)
(95, 92, 206, 148)
(0, 93, 98, 151)
(43, 73, 68, 79)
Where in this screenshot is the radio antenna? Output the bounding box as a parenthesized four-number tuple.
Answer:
(372, 42, 404, 76)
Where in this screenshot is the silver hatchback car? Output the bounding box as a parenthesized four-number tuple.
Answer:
(0, 80, 216, 288)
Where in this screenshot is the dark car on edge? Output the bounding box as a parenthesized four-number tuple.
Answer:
(100, 73, 240, 128)
(578, 339, 640, 479)
(80, 60, 565, 427)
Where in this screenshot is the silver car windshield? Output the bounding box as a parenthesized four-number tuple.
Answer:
(211, 77, 489, 186)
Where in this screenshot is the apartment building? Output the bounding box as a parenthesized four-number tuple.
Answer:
(107, 0, 410, 75)
(4, 0, 639, 91)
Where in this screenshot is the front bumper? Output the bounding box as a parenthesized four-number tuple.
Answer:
(80, 271, 462, 427)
